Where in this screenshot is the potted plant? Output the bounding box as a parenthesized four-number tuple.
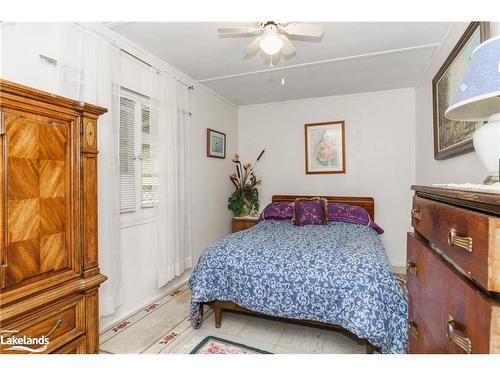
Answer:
(227, 150, 265, 217)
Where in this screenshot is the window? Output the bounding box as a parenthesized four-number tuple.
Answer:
(119, 89, 158, 214)
(140, 105, 158, 208)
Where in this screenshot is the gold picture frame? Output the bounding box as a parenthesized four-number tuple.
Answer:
(432, 22, 490, 160)
(305, 121, 346, 174)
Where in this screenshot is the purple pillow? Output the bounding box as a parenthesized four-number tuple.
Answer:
(327, 203, 384, 234)
(292, 198, 327, 226)
(258, 202, 293, 222)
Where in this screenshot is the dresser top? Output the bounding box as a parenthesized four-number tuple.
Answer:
(412, 185, 500, 216)
(0, 79, 107, 116)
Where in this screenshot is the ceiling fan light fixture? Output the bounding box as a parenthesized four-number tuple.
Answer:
(259, 33, 283, 55)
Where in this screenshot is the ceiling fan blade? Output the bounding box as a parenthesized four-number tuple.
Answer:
(282, 23, 324, 38)
(278, 34, 296, 56)
(245, 36, 263, 56)
(217, 26, 262, 35)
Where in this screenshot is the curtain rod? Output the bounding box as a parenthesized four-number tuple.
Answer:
(120, 49, 194, 90)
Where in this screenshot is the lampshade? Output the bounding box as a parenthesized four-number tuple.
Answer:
(445, 35, 500, 121)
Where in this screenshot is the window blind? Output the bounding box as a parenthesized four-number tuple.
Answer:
(119, 96, 136, 212)
(140, 105, 158, 208)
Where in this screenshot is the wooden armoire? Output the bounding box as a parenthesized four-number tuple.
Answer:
(0, 80, 107, 354)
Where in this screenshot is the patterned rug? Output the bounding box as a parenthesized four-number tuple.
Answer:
(394, 273, 408, 295)
(190, 336, 272, 354)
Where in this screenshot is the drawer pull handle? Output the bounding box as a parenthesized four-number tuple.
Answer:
(406, 261, 417, 276)
(411, 209, 422, 221)
(407, 320, 419, 341)
(448, 228, 473, 253)
(45, 318, 64, 337)
(4, 318, 64, 353)
(447, 315, 472, 354)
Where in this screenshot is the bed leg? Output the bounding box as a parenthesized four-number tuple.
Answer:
(366, 342, 375, 354)
(214, 307, 222, 328)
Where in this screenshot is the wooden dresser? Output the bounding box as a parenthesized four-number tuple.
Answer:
(0, 80, 107, 354)
(407, 185, 500, 354)
(231, 216, 258, 233)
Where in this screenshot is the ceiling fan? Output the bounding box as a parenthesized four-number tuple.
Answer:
(217, 21, 324, 66)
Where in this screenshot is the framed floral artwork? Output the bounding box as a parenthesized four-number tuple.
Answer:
(207, 128, 226, 159)
(304, 121, 346, 174)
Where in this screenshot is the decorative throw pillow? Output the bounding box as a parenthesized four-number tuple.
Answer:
(292, 197, 328, 226)
(257, 202, 294, 222)
(327, 203, 384, 234)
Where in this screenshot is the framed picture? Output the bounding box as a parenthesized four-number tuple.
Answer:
(207, 128, 226, 159)
(305, 121, 346, 174)
(432, 22, 490, 160)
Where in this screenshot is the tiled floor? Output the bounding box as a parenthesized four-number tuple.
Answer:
(99, 283, 367, 354)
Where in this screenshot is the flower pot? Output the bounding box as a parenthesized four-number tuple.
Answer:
(239, 198, 253, 217)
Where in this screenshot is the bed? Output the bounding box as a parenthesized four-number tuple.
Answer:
(188, 195, 408, 354)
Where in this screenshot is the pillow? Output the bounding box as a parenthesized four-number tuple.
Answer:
(257, 202, 294, 222)
(292, 197, 327, 226)
(327, 203, 384, 234)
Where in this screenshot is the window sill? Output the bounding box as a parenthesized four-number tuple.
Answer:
(120, 216, 156, 229)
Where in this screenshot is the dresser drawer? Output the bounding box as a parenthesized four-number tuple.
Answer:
(53, 336, 86, 354)
(407, 233, 500, 353)
(411, 196, 500, 292)
(0, 295, 85, 354)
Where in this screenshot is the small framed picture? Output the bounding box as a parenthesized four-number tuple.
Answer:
(305, 121, 346, 174)
(207, 128, 226, 159)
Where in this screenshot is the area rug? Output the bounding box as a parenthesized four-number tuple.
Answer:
(190, 336, 272, 354)
(394, 273, 408, 295)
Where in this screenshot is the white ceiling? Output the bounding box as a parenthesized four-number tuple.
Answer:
(106, 22, 452, 105)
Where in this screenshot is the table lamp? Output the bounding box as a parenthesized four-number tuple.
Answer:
(445, 35, 500, 184)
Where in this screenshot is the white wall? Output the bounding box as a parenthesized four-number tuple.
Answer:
(238, 89, 416, 267)
(1, 23, 61, 93)
(1, 23, 238, 328)
(415, 22, 500, 184)
(190, 88, 238, 262)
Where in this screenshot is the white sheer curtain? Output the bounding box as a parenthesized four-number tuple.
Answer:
(152, 72, 192, 288)
(57, 23, 122, 315)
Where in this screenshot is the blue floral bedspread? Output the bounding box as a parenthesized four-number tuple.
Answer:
(188, 220, 408, 353)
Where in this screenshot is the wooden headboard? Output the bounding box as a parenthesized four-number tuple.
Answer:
(272, 195, 375, 220)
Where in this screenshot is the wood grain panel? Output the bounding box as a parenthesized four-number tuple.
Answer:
(84, 288, 99, 353)
(232, 218, 258, 233)
(8, 158, 39, 199)
(40, 234, 67, 273)
(39, 124, 67, 161)
(8, 198, 40, 242)
(54, 336, 86, 354)
(0, 112, 5, 287)
(5, 114, 39, 159)
(272, 194, 375, 220)
(82, 154, 97, 269)
(39, 160, 65, 198)
(412, 196, 500, 292)
(5, 239, 40, 287)
(40, 198, 65, 236)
